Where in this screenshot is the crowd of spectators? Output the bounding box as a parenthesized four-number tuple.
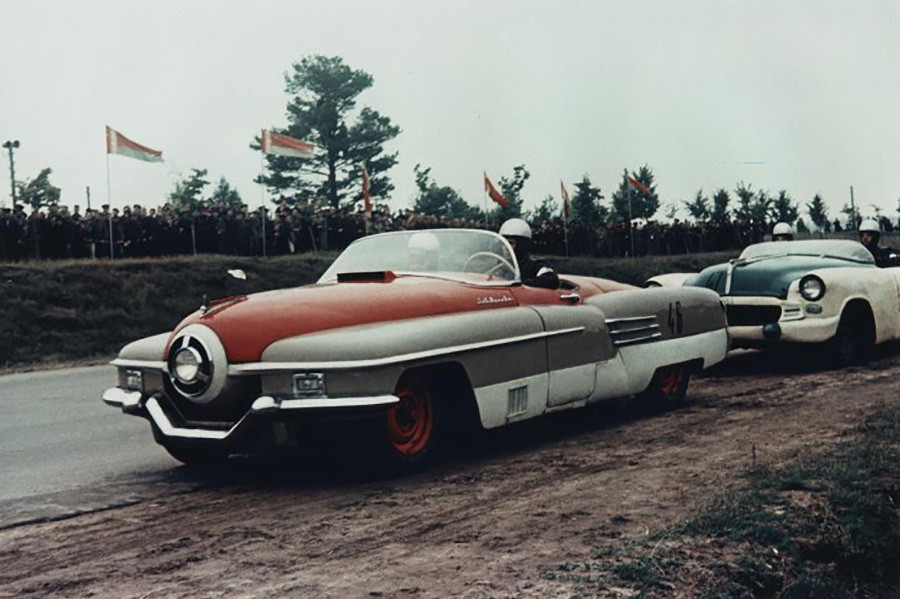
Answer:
(0, 198, 892, 263)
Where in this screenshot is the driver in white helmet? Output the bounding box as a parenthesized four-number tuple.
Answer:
(771, 222, 794, 242)
(407, 231, 441, 271)
(499, 218, 560, 288)
(858, 219, 899, 267)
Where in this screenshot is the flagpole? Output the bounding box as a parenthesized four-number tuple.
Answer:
(482, 172, 488, 230)
(106, 153, 114, 259)
(259, 153, 267, 257)
(628, 182, 635, 258)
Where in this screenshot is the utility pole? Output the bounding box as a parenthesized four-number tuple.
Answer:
(85, 186, 91, 211)
(850, 186, 857, 228)
(2, 140, 20, 209)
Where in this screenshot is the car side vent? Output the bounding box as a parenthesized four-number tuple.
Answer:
(507, 385, 528, 418)
(606, 316, 662, 347)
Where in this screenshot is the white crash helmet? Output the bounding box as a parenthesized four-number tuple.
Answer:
(772, 222, 793, 236)
(499, 218, 532, 239)
(859, 219, 881, 234)
(772, 222, 794, 240)
(407, 231, 440, 253)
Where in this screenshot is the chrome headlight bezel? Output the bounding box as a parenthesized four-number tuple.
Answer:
(798, 275, 826, 302)
(167, 334, 214, 397)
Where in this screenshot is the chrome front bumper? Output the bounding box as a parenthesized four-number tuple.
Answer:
(102, 387, 399, 442)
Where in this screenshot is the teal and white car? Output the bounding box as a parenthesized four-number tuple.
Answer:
(648, 239, 900, 364)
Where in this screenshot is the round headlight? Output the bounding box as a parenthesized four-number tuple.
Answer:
(799, 275, 826, 301)
(173, 347, 201, 383)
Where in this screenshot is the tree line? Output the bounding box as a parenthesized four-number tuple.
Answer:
(6, 54, 899, 238)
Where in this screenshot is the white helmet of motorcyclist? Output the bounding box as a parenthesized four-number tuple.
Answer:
(499, 218, 531, 240)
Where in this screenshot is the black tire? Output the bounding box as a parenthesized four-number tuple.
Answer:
(159, 441, 231, 466)
(828, 305, 874, 367)
(638, 364, 691, 412)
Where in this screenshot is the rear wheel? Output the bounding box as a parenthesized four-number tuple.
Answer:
(639, 364, 691, 412)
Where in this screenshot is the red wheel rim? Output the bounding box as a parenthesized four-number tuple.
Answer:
(387, 380, 434, 456)
(658, 367, 685, 398)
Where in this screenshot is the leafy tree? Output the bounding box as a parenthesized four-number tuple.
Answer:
(711, 188, 730, 221)
(491, 165, 530, 221)
(257, 55, 400, 210)
(769, 189, 799, 224)
(570, 175, 607, 225)
(733, 182, 755, 221)
(534, 195, 559, 223)
(411, 164, 474, 219)
(806, 194, 829, 230)
(663, 202, 679, 220)
(210, 177, 243, 209)
(751, 190, 773, 224)
(840, 203, 859, 229)
(611, 165, 659, 221)
(168, 168, 210, 212)
(684, 189, 711, 221)
(17, 168, 60, 211)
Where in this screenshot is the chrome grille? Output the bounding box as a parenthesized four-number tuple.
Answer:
(606, 316, 662, 347)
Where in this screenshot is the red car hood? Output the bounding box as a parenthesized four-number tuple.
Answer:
(172, 275, 522, 362)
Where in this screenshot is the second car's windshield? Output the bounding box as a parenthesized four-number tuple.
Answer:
(739, 240, 875, 264)
(318, 229, 520, 284)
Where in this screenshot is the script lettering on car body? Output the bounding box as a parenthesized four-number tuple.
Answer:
(476, 294, 515, 306)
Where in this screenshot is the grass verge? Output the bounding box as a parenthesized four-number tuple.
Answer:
(0, 251, 734, 371)
(542, 404, 900, 598)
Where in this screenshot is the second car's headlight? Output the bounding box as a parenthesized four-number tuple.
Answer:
(799, 275, 826, 301)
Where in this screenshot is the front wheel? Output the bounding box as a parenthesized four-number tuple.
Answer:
(160, 441, 231, 467)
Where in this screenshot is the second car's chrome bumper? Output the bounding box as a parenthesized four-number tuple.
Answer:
(102, 387, 399, 442)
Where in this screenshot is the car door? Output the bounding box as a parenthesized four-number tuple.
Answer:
(510, 282, 610, 407)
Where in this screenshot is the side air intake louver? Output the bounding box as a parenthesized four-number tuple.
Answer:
(606, 316, 662, 347)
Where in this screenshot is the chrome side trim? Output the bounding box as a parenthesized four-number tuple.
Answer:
(251, 395, 399, 412)
(613, 332, 663, 346)
(228, 326, 586, 374)
(604, 316, 657, 324)
(111, 359, 167, 371)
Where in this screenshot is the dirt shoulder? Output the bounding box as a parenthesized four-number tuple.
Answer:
(2, 348, 898, 599)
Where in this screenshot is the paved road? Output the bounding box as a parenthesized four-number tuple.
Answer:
(0, 365, 191, 528)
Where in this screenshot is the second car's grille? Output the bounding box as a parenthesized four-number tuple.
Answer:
(726, 305, 782, 326)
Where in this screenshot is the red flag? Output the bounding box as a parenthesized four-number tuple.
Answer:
(261, 129, 315, 158)
(105, 126, 162, 163)
(627, 176, 653, 196)
(483, 173, 508, 208)
(362, 164, 372, 214)
(560, 180, 570, 219)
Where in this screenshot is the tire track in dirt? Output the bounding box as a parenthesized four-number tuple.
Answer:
(2, 350, 899, 598)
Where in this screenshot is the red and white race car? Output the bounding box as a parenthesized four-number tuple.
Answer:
(103, 228, 727, 468)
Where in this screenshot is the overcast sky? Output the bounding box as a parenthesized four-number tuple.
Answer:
(1, 0, 897, 222)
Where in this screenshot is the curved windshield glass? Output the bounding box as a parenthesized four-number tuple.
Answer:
(318, 229, 520, 284)
(738, 239, 875, 264)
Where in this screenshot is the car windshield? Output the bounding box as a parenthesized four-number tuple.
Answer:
(738, 239, 875, 264)
(318, 229, 520, 285)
